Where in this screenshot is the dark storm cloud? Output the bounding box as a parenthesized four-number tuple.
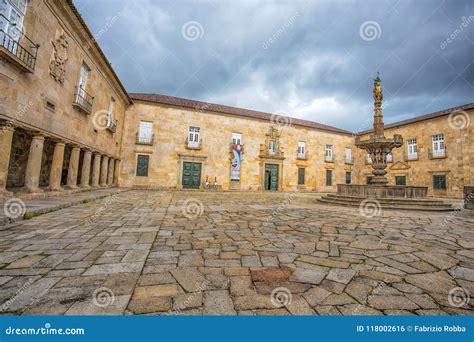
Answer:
(75, 0, 473, 131)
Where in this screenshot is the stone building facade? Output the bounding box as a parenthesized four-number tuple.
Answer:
(0, 0, 130, 196)
(1, 1, 472, 199)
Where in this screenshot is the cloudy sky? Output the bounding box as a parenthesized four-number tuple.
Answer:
(75, 0, 473, 131)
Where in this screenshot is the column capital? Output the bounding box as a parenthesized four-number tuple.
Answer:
(32, 134, 45, 140)
(0, 125, 15, 132)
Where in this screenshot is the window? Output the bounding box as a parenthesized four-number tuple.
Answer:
(298, 168, 305, 185)
(232, 133, 242, 145)
(433, 175, 446, 190)
(325, 144, 333, 161)
(387, 152, 393, 162)
(297, 141, 306, 158)
(269, 139, 276, 154)
(367, 176, 373, 185)
(138, 121, 153, 144)
(76, 62, 90, 102)
(326, 169, 332, 186)
(106, 97, 117, 131)
(407, 138, 418, 159)
(188, 127, 200, 148)
(0, 0, 27, 42)
(345, 171, 351, 185)
(432, 134, 445, 157)
(367, 153, 373, 164)
(136, 155, 149, 177)
(395, 176, 406, 186)
(345, 147, 352, 163)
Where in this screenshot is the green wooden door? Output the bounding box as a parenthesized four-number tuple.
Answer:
(264, 164, 279, 191)
(182, 162, 201, 189)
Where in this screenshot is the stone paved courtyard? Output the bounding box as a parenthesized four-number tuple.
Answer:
(0, 190, 473, 315)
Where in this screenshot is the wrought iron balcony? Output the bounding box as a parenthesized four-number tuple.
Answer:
(136, 133, 154, 145)
(428, 147, 447, 159)
(186, 137, 202, 149)
(106, 117, 117, 133)
(345, 156, 354, 164)
(0, 14, 39, 73)
(404, 152, 419, 161)
(73, 86, 94, 114)
(325, 155, 334, 162)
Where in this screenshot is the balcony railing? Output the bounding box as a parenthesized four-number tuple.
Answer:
(345, 156, 354, 164)
(0, 14, 39, 72)
(186, 137, 202, 149)
(73, 86, 94, 114)
(297, 152, 307, 160)
(428, 147, 447, 159)
(106, 117, 117, 133)
(325, 155, 334, 162)
(136, 133, 154, 145)
(404, 152, 419, 161)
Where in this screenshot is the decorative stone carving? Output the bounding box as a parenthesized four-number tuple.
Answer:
(259, 126, 284, 158)
(49, 31, 69, 84)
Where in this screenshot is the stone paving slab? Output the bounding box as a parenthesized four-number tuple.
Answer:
(0, 188, 129, 226)
(0, 190, 472, 316)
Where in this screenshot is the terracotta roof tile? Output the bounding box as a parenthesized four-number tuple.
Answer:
(129, 93, 352, 135)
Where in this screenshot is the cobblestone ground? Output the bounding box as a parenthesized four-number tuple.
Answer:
(0, 190, 473, 315)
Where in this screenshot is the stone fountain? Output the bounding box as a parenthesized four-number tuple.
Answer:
(355, 73, 403, 185)
(318, 74, 453, 210)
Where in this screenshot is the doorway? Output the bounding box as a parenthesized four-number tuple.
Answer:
(264, 163, 279, 191)
(182, 162, 201, 189)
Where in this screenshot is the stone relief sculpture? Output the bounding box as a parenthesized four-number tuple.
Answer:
(49, 31, 69, 84)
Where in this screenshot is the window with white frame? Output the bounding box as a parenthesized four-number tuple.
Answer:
(269, 139, 276, 154)
(188, 127, 200, 147)
(138, 121, 153, 144)
(432, 134, 445, 157)
(387, 152, 393, 162)
(345, 147, 352, 163)
(107, 97, 115, 122)
(325, 144, 333, 161)
(367, 153, 373, 164)
(232, 133, 242, 145)
(407, 138, 418, 159)
(297, 141, 306, 158)
(76, 62, 90, 102)
(0, 0, 27, 41)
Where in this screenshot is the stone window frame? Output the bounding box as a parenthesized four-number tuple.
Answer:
(297, 167, 305, 185)
(325, 169, 333, 186)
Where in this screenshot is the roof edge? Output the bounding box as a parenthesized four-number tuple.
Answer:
(129, 93, 353, 135)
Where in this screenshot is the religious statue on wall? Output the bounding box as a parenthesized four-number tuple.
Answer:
(230, 143, 243, 180)
(49, 31, 69, 84)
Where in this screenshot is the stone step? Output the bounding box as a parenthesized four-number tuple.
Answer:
(324, 193, 447, 205)
(317, 196, 454, 211)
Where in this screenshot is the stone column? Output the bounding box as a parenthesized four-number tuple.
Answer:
(100, 155, 109, 187)
(114, 159, 120, 185)
(91, 153, 101, 187)
(48, 142, 65, 191)
(0, 126, 14, 195)
(66, 147, 81, 189)
(80, 150, 92, 188)
(23, 134, 44, 193)
(107, 158, 115, 186)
